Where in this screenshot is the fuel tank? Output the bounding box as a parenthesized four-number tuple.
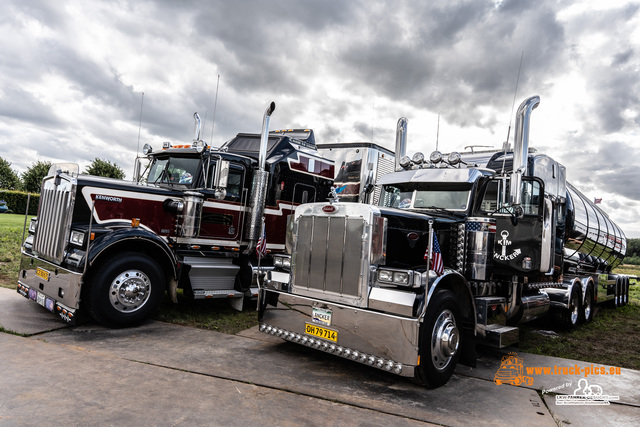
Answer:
(564, 182, 626, 271)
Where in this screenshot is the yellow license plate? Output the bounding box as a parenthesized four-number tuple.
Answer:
(36, 267, 50, 281)
(305, 323, 338, 342)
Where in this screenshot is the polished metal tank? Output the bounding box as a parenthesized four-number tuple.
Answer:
(564, 182, 626, 271)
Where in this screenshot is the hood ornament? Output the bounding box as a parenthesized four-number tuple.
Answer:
(328, 186, 340, 203)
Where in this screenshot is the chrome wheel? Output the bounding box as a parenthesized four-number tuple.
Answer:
(108, 269, 151, 313)
(583, 288, 593, 323)
(431, 309, 460, 371)
(569, 293, 579, 326)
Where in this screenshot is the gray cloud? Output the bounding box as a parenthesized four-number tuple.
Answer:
(1, 0, 639, 236)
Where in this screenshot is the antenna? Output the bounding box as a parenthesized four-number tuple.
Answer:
(210, 74, 220, 144)
(435, 113, 440, 152)
(501, 51, 524, 175)
(505, 51, 524, 150)
(202, 109, 208, 140)
(370, 97, 375, 143)
(136, 91, 144, 156)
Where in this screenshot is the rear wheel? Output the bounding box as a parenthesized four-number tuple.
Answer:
(87, 252, 166, 327)
(413, 290, 462, 388)
(554, 285, 580, 330)
(622, 278, 629, 306)
(582, 286, 594, 323)
(614, 279, 622, 308)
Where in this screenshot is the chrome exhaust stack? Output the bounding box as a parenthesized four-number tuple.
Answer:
(510, 96, 540, 207)
(244, 102, 276, 255)
(394, 117, 408, 171)
(258, 102, 276, 172)
(193, 112, 202, 143)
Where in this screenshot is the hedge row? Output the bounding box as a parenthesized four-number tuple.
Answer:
(0, 190, 40, 216)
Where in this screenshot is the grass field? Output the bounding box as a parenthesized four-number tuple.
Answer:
(0, 214, 30, 288)
(1, 213, 638, 367)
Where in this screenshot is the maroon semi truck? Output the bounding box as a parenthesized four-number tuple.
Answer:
(17, 102, 340, 326)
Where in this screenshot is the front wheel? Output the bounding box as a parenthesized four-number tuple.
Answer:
(413, 290, 462, 388)
(86, 252, 166, 327)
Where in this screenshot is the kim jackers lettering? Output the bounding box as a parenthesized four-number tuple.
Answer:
(494, 230, 521, 261)
(95, 194, 123, 203)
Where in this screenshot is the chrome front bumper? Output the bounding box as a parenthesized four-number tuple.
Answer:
(259, 289, 421, 377)
(17, 250, 83, 324)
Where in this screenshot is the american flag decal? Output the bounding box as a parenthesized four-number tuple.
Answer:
(466, 220, 496, 233)
(424, 233, 444, 276)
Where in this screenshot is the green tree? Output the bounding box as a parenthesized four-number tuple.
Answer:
(623, 238, 640, 264)
(21, 160, 52, 193)
(84, 158, 126, 179)
(0, 157, 21, 190)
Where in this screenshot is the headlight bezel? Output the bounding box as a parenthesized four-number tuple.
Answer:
(69, 230, 86, 247)
(376, 268, 415, 287)
(28, 218, 37, 234)
(273, 254, 291, 270)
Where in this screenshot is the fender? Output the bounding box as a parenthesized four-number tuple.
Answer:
(580, 276, 595, 305)
(84, 228, 179, 302)
(424, 269, 477, 367)
(546, 277, 581, 309)
(424, 269, 476, 324)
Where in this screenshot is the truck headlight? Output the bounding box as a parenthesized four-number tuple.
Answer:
(273, 254, 291, 270)
(28, 218, 37, 234)
(69, 230, 85, 247)
(392, 271, 409, 285)
(377, 268, 413, 286)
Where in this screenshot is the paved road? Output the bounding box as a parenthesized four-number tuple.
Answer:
(1, 287, 638, 426)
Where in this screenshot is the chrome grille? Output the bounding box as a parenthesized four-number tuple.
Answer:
(33, 174, 76, 264)
(293, 215, 365, 298)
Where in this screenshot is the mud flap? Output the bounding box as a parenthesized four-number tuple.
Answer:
(459, 327, 477, 368)
(229, 296, 244, 311)
(168, 277, 178, 304)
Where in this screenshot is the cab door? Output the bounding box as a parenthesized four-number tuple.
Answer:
(198, 161, 247, 241)
(479, 177, 551, 275)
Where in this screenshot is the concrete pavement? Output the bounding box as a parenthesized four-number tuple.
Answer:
(1, 286, 638, 426)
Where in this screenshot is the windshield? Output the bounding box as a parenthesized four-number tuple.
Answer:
(379, 184, 471, 211)
(148, 156, 201, 185)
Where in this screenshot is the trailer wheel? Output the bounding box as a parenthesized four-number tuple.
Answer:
(614, 279, 622, 308)
(413, 290, 462, 388)
(87, 252, 166, 327)
(621, 278, 629, 306)
(554, 286, 580, 330)
(582, 286, 594, 323)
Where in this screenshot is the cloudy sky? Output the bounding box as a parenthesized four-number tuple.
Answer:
(1, 0, 640, 236)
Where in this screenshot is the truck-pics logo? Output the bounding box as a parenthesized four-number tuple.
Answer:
(494, 353, 534, 386)
(494, 230, 522, 261)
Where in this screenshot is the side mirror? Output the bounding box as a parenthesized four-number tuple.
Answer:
(213, 159, 230, 188)
(212, 159, 230, 200)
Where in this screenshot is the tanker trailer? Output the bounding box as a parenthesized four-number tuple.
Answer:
(259, 95, 630, 388)
(559, 182, 629, 313)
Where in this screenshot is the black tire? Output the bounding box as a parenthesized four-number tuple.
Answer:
(413, 290, 462, 388)
(86, 252, 166, 327)
(614, 279, 621, 308)
(622, 278, 629, 306)
(554, 285, 580, 330)
(582, 286, 594, 323)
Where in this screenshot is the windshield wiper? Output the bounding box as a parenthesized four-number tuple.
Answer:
(422, 206, 465, 217)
